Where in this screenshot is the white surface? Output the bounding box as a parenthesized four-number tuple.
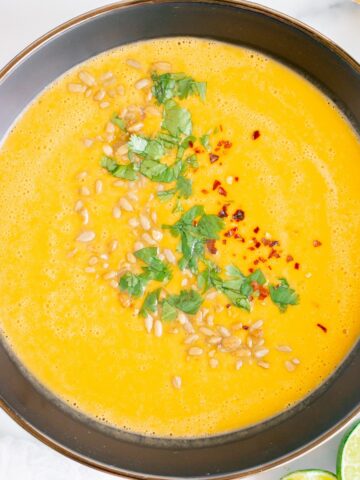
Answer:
(0, 0, 359, 478)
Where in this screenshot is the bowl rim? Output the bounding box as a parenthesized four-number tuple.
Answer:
(0, 0, 359, 478)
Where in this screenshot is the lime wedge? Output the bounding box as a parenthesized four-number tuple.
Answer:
(281, 470, 337, 480)
(337, 420, 360, 480)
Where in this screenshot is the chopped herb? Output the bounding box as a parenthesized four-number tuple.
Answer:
(162, 100, 192, 137)
(139, 289, 160, 317)
(166, 289, 203, 315)
(175, 175, 192, 198)
(128, 134, 165, 161)
(101, 156, 138, 180)
(200, 134, 211, 151)
(140, 158, 183, 183)
(152, 72, 206, 104)
(269, 278, 299, 312)
(185, 154, 199, 168)
(172, 199, 184, 213)
(119, 248, 171, 297)
(163, 205, 224, 273)
(161, 299, 178, 321)
(111, 114, 126, 131)
(157, 188, 176, 202)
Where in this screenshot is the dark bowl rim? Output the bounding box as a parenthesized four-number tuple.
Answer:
(0, 0, 359, 478)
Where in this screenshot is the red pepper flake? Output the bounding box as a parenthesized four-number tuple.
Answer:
(217, 186, 227, 196)
(217, 140, 232, 149)
(234, 176, 239, 182)
(206, 239, 217, 254)
(193, 220, 198, 227)
(286, 255, 294, 263)
(294, 262, 300, 270)
(218, 205, 229, 218)
(212, 179, 221, 191)
(254, 259, 259, 265)
(222, 239, 227, 245)
(242, 325, 249, 330)
(313, 240, 322, 247)
(317, 323, 327, 333)
(194, 147, 203, 154)
(255, 241, 261, 249)
(188, 141, 194, 148)
(261, 237, 270, 246)
(269, 240, 279, 247)
(253, 226, 260, 234)
(224, 226, 238, 238)
(268, 249, 280, 259)
(232, 209, 245, 222)
(209, 153, 219, 163)
(201, 189, 209, 194)
(248, 268, 254, 273)
(252, 130, 261, 140)
(251, 281, 268, 300)
(248, 246, 255, 251)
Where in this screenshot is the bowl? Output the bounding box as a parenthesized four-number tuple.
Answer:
(0, 1, 359, 478)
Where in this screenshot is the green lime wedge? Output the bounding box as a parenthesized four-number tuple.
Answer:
(281, 470, 337, 480)
(337, 420, 360, 480)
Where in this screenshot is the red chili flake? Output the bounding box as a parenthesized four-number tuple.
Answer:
(252, 130, 261, 140)
(253, 226, 260, 234)
(254, 259, 259, 265)
(209, 153, 219, 163)
(294, 262, 300, 270)
(252, 282, 268, 300)
(317, 323, 327, 333)
(193, 220, 198, 227)
(206, 239, 217, 254)
(232, 209, 245, 222)
(258, 256, 266, 263)
(218, 205, 229, 218)
(201, 189, 209, 194)
(188, 141, 194, 148)
(242, 325, 249, 330)
(218, 186, 227, 196)
(255, 241, 261, 249)
(248, 246, 255, 251)
(213, 179, 221, 190)
(269, 240, 279, 247)
(217, 140, 232, 149)
(248, 268, 254, 273)
(224, 226, 238, 238)
(286, 255, 294, 263)
(268, 249, 280, 259)
(234, 176, 239, 182)
(261, 237, 270, 246)
(194, 147, 203, 154)
(313, 240, 322, 247)
(222, 239, 227, 245)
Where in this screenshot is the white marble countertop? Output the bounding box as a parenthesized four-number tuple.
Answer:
(0, 1, 359, 479)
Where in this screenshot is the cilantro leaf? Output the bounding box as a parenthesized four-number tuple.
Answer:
(161, 300, 178, 321)
(119, 272, 147, 297)
(111, 114, 126, 131)
(200, 134, 211, 151)
(140, 159, 183, 183)
(157, 189, 176, 202)
(140, 289, 160, 317)
(166, 290, 203, 315)
(197, 214, 224, 239)
(269, 278, 299, 312)
(101, 156, 138, 180)
(162, 100, 192, 137)
(176, 175, 192, 198)
(128, 135, 165, 161)
(152, 73, 206, 104)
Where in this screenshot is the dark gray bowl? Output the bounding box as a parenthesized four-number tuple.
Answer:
(0, 1, 359, 478)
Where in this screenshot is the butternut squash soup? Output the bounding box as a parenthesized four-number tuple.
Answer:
(0, 38, 359, 437)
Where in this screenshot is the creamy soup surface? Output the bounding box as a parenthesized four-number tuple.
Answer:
(0, 38, 359, 437)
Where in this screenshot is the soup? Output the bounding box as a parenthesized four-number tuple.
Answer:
(0, 38, 359, 437)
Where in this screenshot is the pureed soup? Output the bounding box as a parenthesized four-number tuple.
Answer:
(0, 38, 359, 437)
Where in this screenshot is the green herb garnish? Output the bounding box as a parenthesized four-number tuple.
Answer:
(101, 156, 138, 180)
(165, 289, 203, 315)
(269, 278, 299, 312)
(200, 133, 211, 151)
(162, 100, 192, 137)
(140, 289, 160, 317)
(111, 114, 126, 131)
(152, 73, 206, 104)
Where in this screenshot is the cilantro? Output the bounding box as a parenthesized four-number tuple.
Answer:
(101, 156, 138, 180)
(128, 135, 165, 161)
(163, 205, 224, 273)
(186, 154, 199, 168)
(161, 300, 178, 321)
(119, 272, 147, 297)
(175, 175, 192, 198)
(269, 278, 299, 312)
(172, 199, 184, 213)
(162, 100, 192, 137)
(111, 114, 126, 131)
(152, 73, 206, 104)
(119, 248, 171, 297)
(139, 289, 160, 317)
(157, 189, 176, 202)
(140, 158, 183, 183)
(166, 290, 203, 315)
(200, 134, 211, 151)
